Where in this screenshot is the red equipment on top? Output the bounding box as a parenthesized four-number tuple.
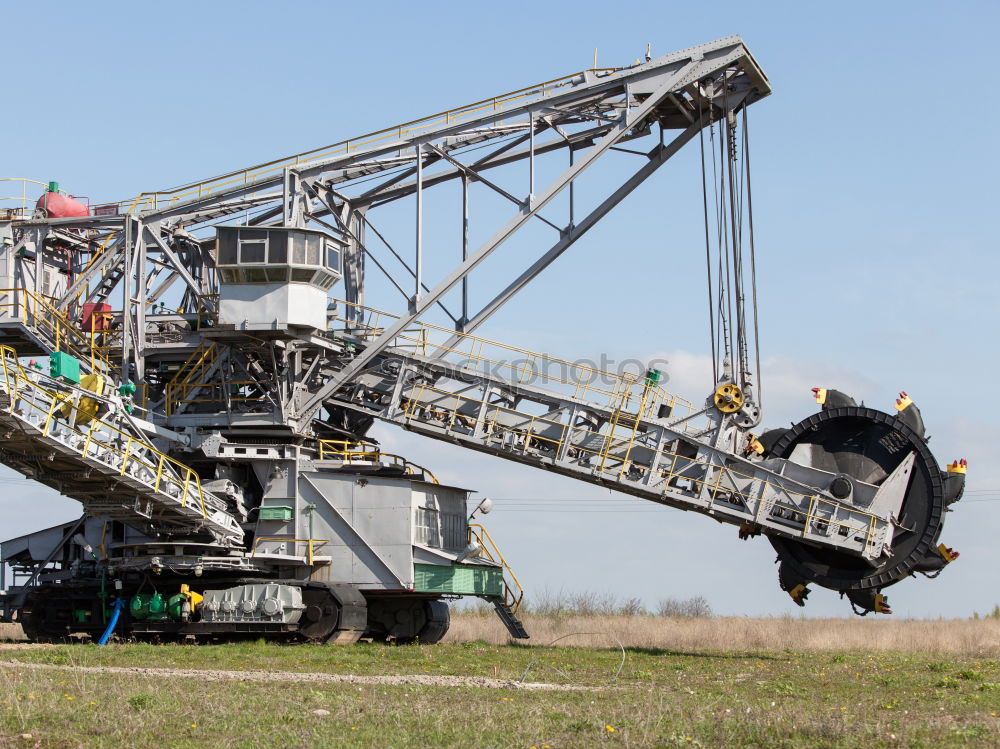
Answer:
(36, 191, 88, 218)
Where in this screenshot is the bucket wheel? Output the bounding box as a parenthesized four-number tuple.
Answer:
(763, 391, 960, 614)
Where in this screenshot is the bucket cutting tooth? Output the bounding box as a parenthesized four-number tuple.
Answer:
(778, 560, 810, 607)
(913, 542, 960, 575)
(944, 459, 967, 504)
(786, 584, 810, 607)
(894, 390, 926, 437)
(811, 387, 856, 410)
(846, 590, 892, 615)
(744, 433, 765, 456)
(937, 544, 960, 563)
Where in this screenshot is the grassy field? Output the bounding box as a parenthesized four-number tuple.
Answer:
(448, 613, 1000, 655)
(2, 616, 1000, 747)
(7, 614, 1000, 654)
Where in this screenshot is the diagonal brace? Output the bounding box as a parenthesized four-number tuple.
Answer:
(298, 59, 700, 420)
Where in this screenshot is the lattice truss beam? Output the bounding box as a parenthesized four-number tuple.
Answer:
(11, 37, 768, 390)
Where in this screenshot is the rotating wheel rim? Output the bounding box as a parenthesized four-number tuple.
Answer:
(769, 406, 945, 592)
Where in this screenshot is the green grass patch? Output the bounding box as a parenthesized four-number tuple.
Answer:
(1, 644, 999, 747)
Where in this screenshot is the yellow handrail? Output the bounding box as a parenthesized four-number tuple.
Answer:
(330, 297, 691, 420)
(398, 380, 877, 548)
(251, 536, 330, 566)
(164, 341, 218, 416)
(0, 345, 208, 518)
(0, 288, 116, 376)
(317, 439, 439, 484)
(0, 178, 48, 220)
(468, 523, 524, 615)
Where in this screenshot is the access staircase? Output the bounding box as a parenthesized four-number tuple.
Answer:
(492, 600, 529, 639)
(468, 523, 528, 639)
(0, 288, 115, 375)
(165, 341, 218, 416)
(0, 346, 242, 544)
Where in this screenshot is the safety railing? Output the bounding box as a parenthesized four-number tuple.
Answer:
(196, 294, 220, 329)
(0, 178, 48, 220)
(0, 287, 117, 375)
(107, 67, 624, 217)
(166, 379, 265, 417)
(399, 380, 879, 551)
(329, 298, 694, 422)
(250, 536, 330, 566)
(72, 219, 134, 287)
(0, 345, 209, 519)
(80, 304, 121, 376)
(327, 301, 881, 553)
(316, 439, 439, 484)
(164, 341, 217, 416)
(468, 523, 524, 615)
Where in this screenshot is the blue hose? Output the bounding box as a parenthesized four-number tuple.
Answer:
(96, 597, 124, 646)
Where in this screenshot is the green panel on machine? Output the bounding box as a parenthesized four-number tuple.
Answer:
(49, 352, 81, 384)
(413, 563, 504, 596)
(258, 506, 294, 521)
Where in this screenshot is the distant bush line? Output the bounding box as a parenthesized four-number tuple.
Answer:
(462, 590, 712, 618)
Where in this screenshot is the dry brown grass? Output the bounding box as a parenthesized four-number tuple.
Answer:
(5, 615, 999, 655)
(445, 613, 1000, 655)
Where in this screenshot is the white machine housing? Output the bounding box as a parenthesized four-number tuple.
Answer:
(216, 225, 341, 330)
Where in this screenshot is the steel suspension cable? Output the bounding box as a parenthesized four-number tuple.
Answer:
(725, 105, 748, 387)
(713, 107, 733, 369)
(708, 86, 730, 369)
(741, 104, 763, 411)
(697, 96, 718, 385)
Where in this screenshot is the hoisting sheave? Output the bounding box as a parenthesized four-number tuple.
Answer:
(713, 383, 744, 413)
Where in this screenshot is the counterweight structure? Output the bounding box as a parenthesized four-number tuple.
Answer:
(0, 37, 963, 642)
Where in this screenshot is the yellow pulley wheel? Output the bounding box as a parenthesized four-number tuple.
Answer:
(713, 383, 744, 413)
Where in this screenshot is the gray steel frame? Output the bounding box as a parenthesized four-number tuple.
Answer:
(13, 39, 909, 567)
(30, 37, 768, 400)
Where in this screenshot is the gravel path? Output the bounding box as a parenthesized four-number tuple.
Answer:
(0, 658, 592, 691)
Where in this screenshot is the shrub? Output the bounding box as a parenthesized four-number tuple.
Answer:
(656, 596, 713, 618)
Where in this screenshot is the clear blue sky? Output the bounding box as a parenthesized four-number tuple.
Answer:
(2, 0, 998, 618)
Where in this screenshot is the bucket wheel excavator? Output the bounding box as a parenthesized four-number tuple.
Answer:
(0, 36, 963, 643)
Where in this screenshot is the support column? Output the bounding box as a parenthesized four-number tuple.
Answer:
(460, 173, 469, 329)
(414, 144, 423, 313)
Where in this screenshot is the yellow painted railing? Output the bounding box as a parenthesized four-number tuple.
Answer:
(330, 298, 693, 421)
(0, 178, 48, 220)
(166, 379, 262, 417)
(398, 380, 878, 548)
(164, 341, 218, 416)
(251, 536, 330, 566)
(317, 439, 439, 484)
(468, 523, 524, 615)
(0, 288, 116, 376)
(0, 345, 209, 518)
